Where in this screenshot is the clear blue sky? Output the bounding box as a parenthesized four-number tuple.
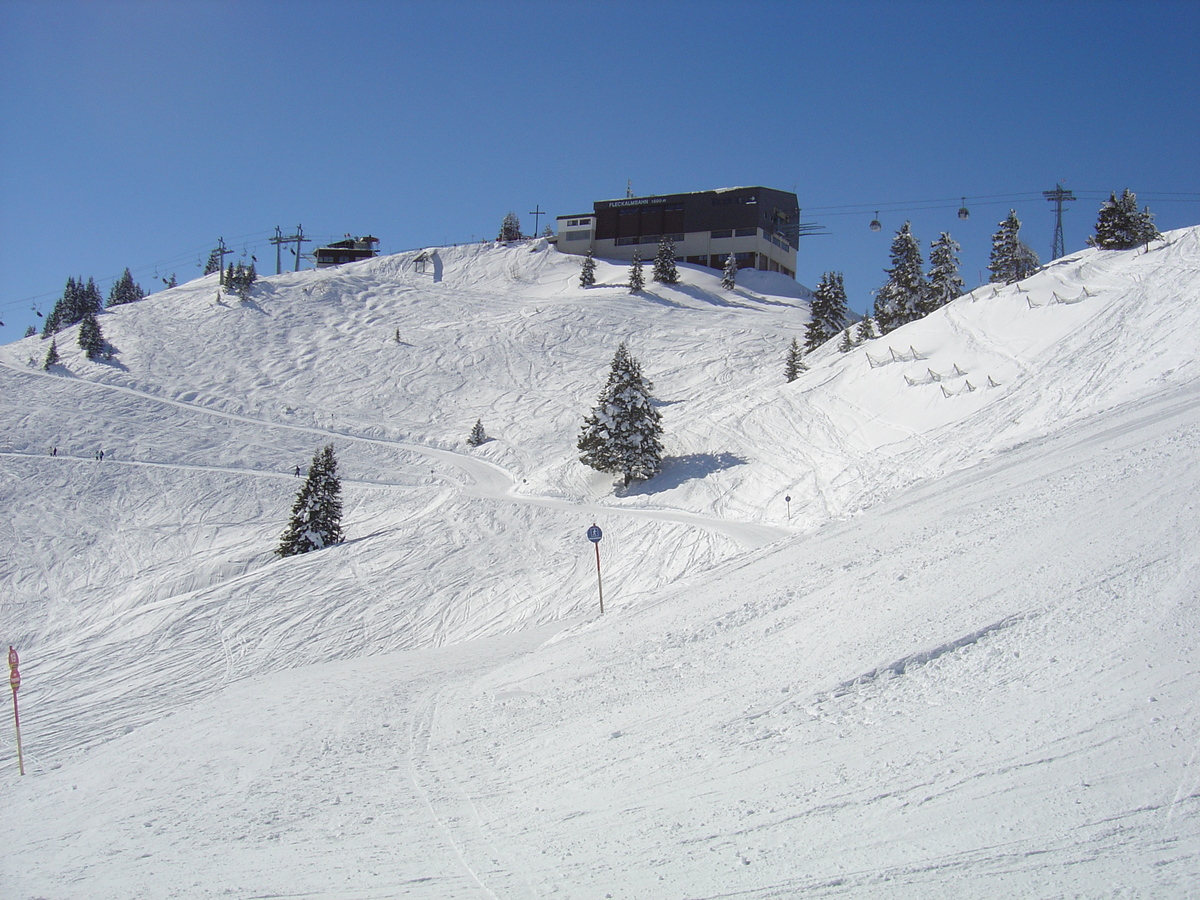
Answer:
(2, 0, 1198, 338)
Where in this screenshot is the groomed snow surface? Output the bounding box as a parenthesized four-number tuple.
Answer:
(1, 233, 1199, 898)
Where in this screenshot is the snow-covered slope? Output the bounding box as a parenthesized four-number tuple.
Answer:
(1, 233, 1199, 897)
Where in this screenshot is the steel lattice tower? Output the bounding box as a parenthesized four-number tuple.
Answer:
(1043, 183, 1076, 261)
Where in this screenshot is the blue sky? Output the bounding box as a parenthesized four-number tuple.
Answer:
(2, 0, 1198, 338)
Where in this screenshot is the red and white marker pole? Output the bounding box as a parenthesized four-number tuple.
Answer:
(8, 646, 24, 776)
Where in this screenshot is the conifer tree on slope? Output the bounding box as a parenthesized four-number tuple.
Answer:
(721, 252, 738, 290)
(467, 419, 487, 447)
(1087, 189, 1161, 250)
(498, 212, 522, 242)
(653, 237, 679, 284)
(577, 343, 663, 487)
(203, 248, 222, 276)
(107, 268, 145, 308)
(924, 232, 964, 314)
(989, 210, 1039, 284)
(277, 444, 344, 557)
(874, 222, 927, 335)
(806, 271, 849, 351)
(579, 248, 596, 288)
(78, 311, 106, 360)
(784, 337, 806, 383)
(628, 249, 645, 293)
(43, 339, 59, 371)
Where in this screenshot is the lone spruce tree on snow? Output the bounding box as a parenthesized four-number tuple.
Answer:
(43, 339, 59, 370)
(784, 337, 807, 383)
(989, 210, 1040, 284)
(579, 248, 596, 287)
(874, 222, 927, 335)
(628, 249, 645, 293)
(498, 212, 522, 242)
(1087, 189, 1160, 250)
(78, 311, 106, 360)
(107, 268, 145, 308)
(806, 271, 849, 351)
(467, 419, 487, 447)
(721, 253, 738, 290)
(577, 343, 664, 487)
(924, 232, 964, 314)
(653, 237, 679, 284)
(277, 444, 344, 557)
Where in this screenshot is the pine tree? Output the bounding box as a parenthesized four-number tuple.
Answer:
(988, 210, 1038, 284)
(806, 271, 849, 351)
(721, 253, 738, 290)
(577, 343, 664, 487)
(78, 311, 105, 360)
(579, 249, 596, 288)
(204, 248, 222, 276)
(652, 237, 679, 284)
(42, 277, 75, 337)
(277, 444, 344, 557)
(107, 268, 144, 308)
(1087, 189, 1161, 250)
(43, 339, 59, 370)
(784, 337, 807, 383)
(166, 273, 177, 288)
(838, 328, 856, 353)
(874, 222, 927, 334)
(498, 212, 522, 242)
(855, 316, 876, 343)
(628, 249, 644, 293)
(924, 232, 964, 314)
(24, 325, 36, 338)
(467, 419, 487, 447)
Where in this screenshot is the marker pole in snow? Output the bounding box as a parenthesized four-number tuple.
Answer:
(785, 495, 792, 521)
(587, 524, 604, 615)
(8, 646, 24, 776)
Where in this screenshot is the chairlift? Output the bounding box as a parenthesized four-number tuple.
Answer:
(32, 303, 43, 318)
(958, 197, 970, 220)
(869, 212, 882, 232)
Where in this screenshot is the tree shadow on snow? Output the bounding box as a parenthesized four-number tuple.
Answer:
(621, 451, 747, 496)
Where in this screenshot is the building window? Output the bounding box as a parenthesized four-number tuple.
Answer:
(710, 229, 732, 239)
(563, 230, 591, 242)
(734, 227, 757, 238)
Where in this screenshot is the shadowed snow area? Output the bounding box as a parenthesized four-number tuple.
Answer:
(1, 233, 1199, 897)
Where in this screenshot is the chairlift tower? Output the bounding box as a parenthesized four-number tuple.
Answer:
(1043, 183, 1076, 261)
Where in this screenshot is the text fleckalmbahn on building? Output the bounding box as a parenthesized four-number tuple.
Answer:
(555, 186, 800, 278)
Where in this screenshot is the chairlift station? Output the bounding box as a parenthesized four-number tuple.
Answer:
(555, 186, 804, 278)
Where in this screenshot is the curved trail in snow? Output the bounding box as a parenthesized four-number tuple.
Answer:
(0, 358, 788, 551)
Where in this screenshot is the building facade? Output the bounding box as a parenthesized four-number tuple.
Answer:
(555, 187, 799, 278)
(314, 236, 380, 268)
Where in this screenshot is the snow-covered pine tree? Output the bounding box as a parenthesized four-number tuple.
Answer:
(577, 343, 664, 487)
(467, 419, 487, 447)
(806, 271, 849, 351)
(78, 311, 105, 360)
(579, 249, 596, 288)
(837, 328, 856, 353)
(628, 249, 645, 293)
(81, 278, 103, 318)
(721, 253, 738, 290)
(42, 277, 75, 337)
(874, 222, 927, 334)
(43, 339, 59, 370)
(277, 444, 344, 557)
(652, 237, 679, 284)
(24, 325, 36, 338)
(1087, 189, 1161, 250)
(924, 232, 964, 314)
(988, 210, 1039, 284)
(107, 268, 144, 308)
(784, 337, 806, 383)
(856, 316, 876, 343)
(203, 248, 222, 276)
(498, 212, 522, 242)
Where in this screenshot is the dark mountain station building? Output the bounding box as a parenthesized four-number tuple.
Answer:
(555, 186, 800, 278)
(314, 235, 380, 268)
